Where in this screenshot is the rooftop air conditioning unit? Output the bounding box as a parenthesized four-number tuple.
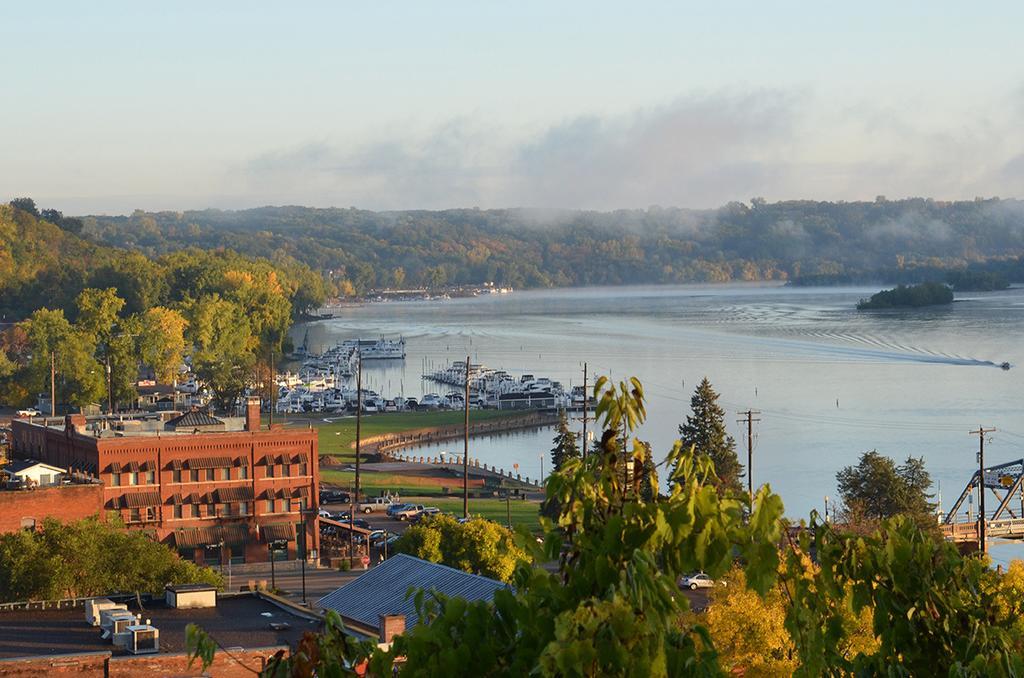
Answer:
(85, 598, 122, 626)
(125, 623, 159, 654)
(100, 610, 138, 641)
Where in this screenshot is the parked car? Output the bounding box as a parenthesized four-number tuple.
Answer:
(679, 573, 725, 590)
(358, 496, 399, 514)
(386, 503, 411, 519)
(318, 509, 333, 519)
(15, 408, 40, 417)
(319, 489, 350, 504)
(411, 507, 441, 523)
(368, 529, 390, 546)
(393, 504, 426, 520)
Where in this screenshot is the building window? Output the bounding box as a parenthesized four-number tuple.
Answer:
(172, 469, 182, 483)
(203, 544, 222, 566)
(110, 472, 120, 487)
(239, 465, 248, 480)
(219, 503, 230, 517)
(20, 517, 36, 531)
(205, 468, 215, 482)
(266, 498, 276, 513)
(190, 469, 200, 482)
(179, 548, 194, 562)
(298, 462, 308, 476)
(220, 467, 230, 481)
(174, 505, 183, 519)
(129, 508, 141, 522)
(230, 544, 245, 565)
(239, 502, 249, 515)
(298, 497, 307, 512)
(190, 504, 200, 518)
(145, 506, 156, 521)
(128, 472, 138, 486)
(282, 498, 292, 513)
(145, 471, 155, 485)
(282, 464, 291, 477)
(266, 464, 275, 478)
(206, 503, 216, 517)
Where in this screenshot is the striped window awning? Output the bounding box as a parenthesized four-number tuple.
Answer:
(107, 462, 122, 473)
(292, 486, 309, 499)
(174, 525, 249, 548)
(122, 491, 162, 508)
(259, 523, 295, 542)
(291, 454, 304, 464)
(124, 461, 141, 473)
(167, 459, 184, 471)
(215, 486, 255, 503)
(186, 457, 233, 469)
(139, 460, 156, 471)
(234, 456, 249, 466)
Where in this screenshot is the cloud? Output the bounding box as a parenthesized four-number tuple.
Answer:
(233, 87, 1024, 212)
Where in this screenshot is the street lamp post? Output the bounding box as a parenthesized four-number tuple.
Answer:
(299, 516, 308, 604)
(539, 453, 544, 485)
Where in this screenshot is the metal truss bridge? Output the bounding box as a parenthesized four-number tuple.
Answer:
(941, 458, 1024, 550)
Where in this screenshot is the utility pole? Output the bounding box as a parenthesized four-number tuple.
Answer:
(581, 362, 588, 457)
(970, 425, 996, 555)
(268, 347, 274, 427)
(106, 356, 112, 414)
(352, 350, 362, 554)
(50, 351, 56, 417)
(463, 356, 470, 519)
(737, 410, 761, 504)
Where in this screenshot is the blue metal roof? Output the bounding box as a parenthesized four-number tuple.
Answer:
(316, 554, 506, 629)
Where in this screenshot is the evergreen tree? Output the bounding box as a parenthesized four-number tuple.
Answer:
(676, 377, 742, 492)
(549, 409, 580, 471)
(835, 450, 936, 532)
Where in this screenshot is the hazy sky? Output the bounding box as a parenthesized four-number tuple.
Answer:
(3, 2, 1023, 214)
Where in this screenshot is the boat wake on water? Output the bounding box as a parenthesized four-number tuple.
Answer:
(753, 333, 1009, 368)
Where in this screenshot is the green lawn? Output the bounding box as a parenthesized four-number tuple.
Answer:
(319, 468, 460, 497)
(311, 410, 528, 461)
(427, 497, 541, 529)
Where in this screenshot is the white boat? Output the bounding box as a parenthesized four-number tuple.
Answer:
(346, 337, 406, 360)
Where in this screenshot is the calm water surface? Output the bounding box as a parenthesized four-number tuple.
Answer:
(293, 284, 1024, 562)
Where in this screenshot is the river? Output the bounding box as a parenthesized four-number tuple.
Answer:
(292, 284, 1024, 563)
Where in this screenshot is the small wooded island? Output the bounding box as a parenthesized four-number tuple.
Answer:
(856, 281, 954, 310)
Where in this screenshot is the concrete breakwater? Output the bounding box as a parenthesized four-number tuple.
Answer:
(360, 411, 559, 458)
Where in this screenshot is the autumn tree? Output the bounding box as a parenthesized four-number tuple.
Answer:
(675, 377, 742, 492)
(393, 514, 526, 583)
(22, 308, 104, 409)
(0, 517, 221, 602)
(185, 294, 256, 411)
(138, 307, 188, 383)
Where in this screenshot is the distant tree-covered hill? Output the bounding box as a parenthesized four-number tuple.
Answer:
(81, 198, 1024, 294)
(0, 202, 330, 321)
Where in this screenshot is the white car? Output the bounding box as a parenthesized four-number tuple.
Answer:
(16, 408, 41, 417)
(679, 573, 725, 590)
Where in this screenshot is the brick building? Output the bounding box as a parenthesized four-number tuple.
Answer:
(9, 398, 319, 566)
(0, 484, 104, 533)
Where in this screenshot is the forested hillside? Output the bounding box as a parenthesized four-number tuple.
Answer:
(82, 198, 1024, 293)
(0, 203, 330, 321)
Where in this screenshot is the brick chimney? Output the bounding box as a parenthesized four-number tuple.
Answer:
(245, 396, 261, 431)
(64, 414, 87, 434)
(378, 614, 405, 644)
